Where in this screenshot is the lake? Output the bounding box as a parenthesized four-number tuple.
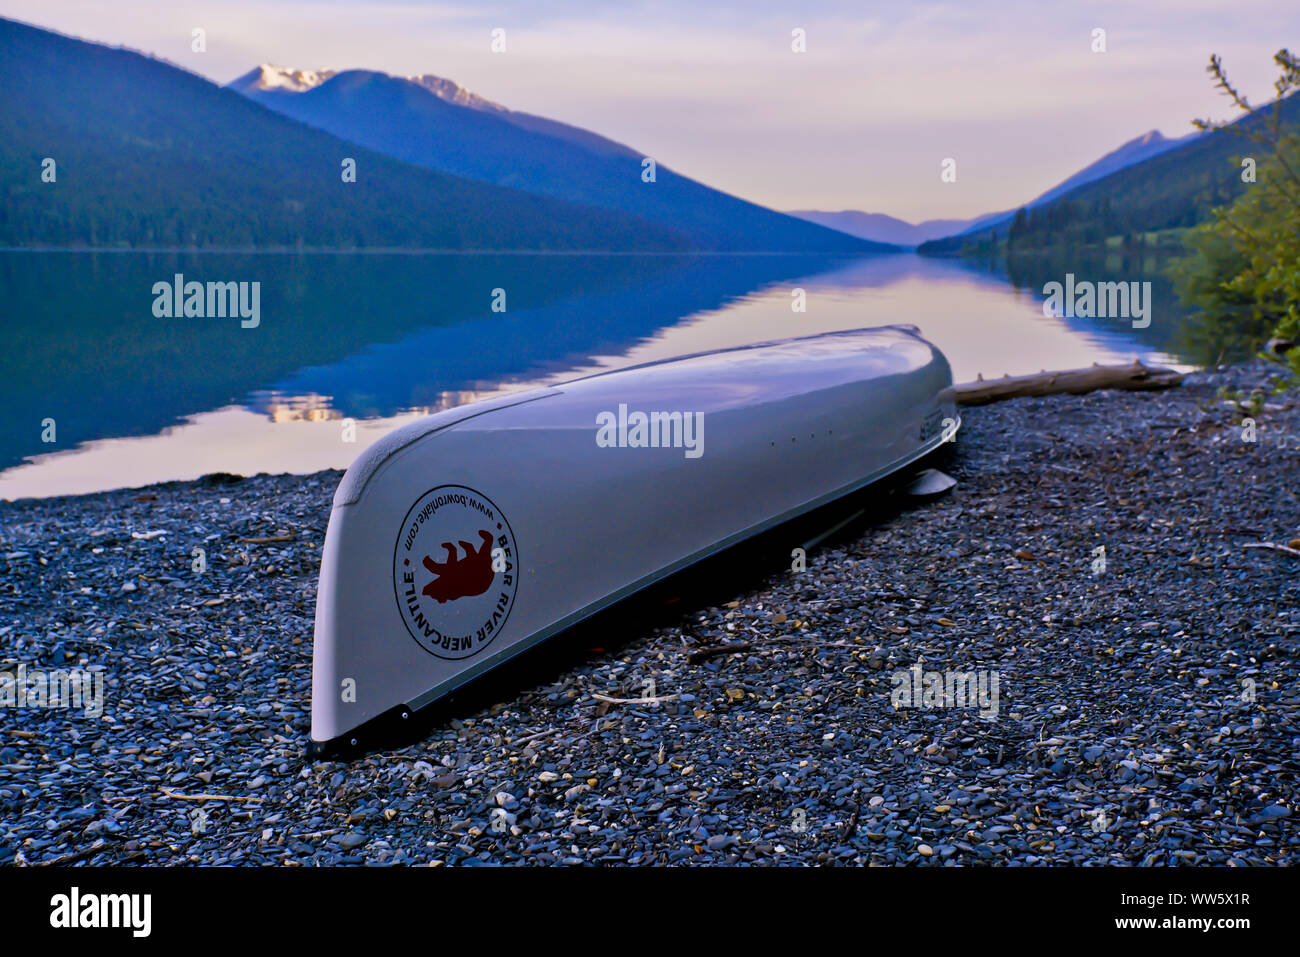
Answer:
(0, 249, 1199, 499)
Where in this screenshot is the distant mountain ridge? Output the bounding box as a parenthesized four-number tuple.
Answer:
(1030, 129, 1197, 207)
(936, 127, 1201, 242)
(918, 93, 1300, 254)
(231, 64, 636, 160)
(791, 128, 1200, 247)
(228, 64, 886, 253)
(786, 210, 976, 247)
(0, 17, 696, 251)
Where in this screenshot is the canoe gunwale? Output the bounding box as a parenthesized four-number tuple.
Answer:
(557, 323, 927, 385)
(334, 389, 562, 506)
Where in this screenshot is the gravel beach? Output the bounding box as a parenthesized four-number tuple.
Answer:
(2, 361, 1298, 866)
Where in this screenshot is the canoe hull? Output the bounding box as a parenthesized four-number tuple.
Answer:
(310, 325, 958, 754)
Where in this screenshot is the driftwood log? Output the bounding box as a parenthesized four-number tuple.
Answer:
(947, 360, 1185, 407)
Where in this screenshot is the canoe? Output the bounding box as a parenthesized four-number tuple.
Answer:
(310, 324, 958, 756)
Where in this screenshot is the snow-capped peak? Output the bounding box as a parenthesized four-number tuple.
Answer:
(230, 63, 507, 113)
(244, 64, 338, 93)
(406, 74, 506, 113)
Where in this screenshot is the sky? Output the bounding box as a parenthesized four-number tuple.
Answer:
(3, 0, 1297, 221)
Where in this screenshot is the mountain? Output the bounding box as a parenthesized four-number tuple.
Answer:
(227, 65, 886, 253)
(1030, 129, 1197, 207)
(936, 128, 1201, 240)
(919, 93, 1300, 254)
(793, 129, 1199, 247)
(785, 210, 977, 247)
(241, 66, 640, 161)
(0, 18, 693, 251)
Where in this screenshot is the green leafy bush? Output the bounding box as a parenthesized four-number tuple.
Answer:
(1173, 51, 1300, 381)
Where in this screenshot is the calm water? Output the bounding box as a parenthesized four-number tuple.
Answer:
(0, 250, 1195, 499)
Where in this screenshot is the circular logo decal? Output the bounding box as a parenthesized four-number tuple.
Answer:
(392, 485, 518, 660)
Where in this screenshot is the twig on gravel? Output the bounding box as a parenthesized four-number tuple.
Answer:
(591, 692, 681, 705)
(240, 532, 294, 544)
(1242, 542, 1300, 558)
(742, 626, 861, 649)
(509, 728, 560, 747)
(31, 839, 115, 867)
(158, 788, 262, 803)
(769, 638, 860, 647)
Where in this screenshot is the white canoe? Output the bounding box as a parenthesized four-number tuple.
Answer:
(310, 325, 958, 755)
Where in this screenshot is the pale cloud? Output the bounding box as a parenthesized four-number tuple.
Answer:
(1, 0, 1294, 220)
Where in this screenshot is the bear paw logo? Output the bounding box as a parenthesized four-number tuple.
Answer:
(421, 529, 495, 603)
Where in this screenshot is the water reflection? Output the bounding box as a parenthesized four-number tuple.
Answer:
(1, 250, 1193, 499)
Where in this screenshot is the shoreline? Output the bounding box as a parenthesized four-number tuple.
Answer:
(2, 360, 1297, 865)
(0, 247, 899, 257)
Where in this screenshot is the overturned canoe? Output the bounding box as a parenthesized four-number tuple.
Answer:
(310, 325, 958, 755)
